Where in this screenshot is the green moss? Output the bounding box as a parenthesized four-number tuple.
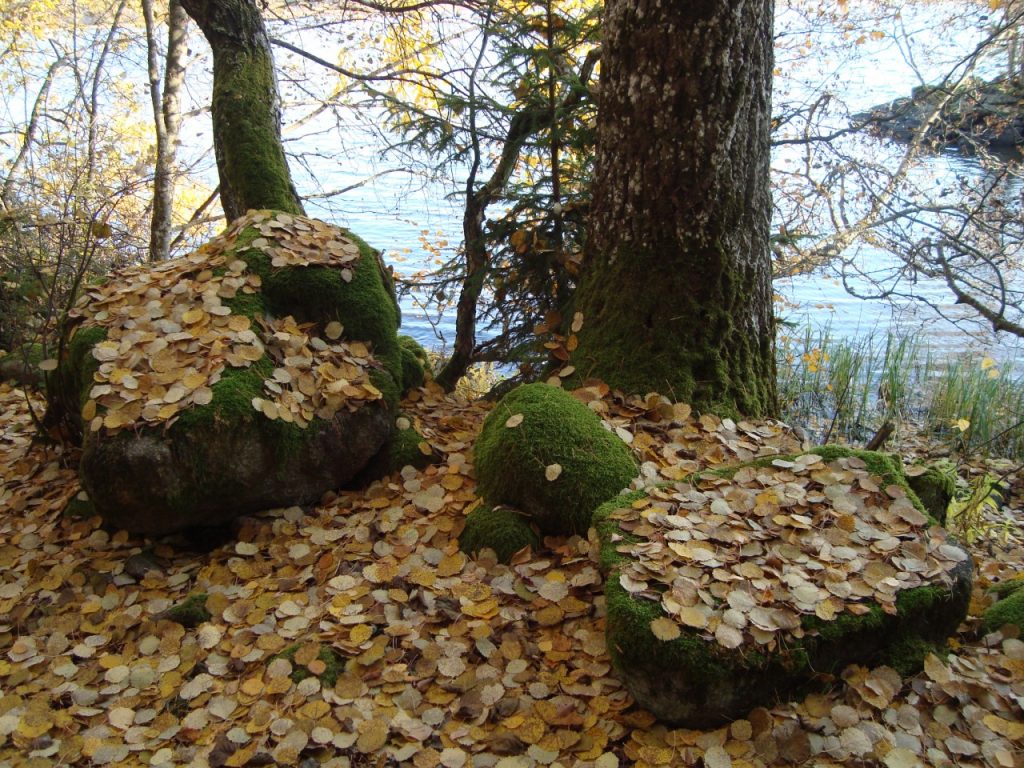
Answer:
(567, 236, 776, 417)
(261, 231, 402, 391)
(162, 593, 211, 628)
(65, 325, 107, 408)
(224, 291, 266, 321)
(274, 644, 346, 688)
(990, 574, 1024, 598)
(400, 346, 426, 392)
(212, 46, 303, 217)
(882, 635, 944, 677)
(399, 335, 431, 370)
(63, 494, 96, 519)
(982, 587, 1024, 633)
(907, 462, 957, 525)
(459, 505, 541, 563)
(474, 383, 639, 535)
(383, 425, 434, 471)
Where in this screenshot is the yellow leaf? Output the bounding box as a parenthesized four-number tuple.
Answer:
(545, 463, 563, 481)
(981, 356, 997, 370)
(649, 616, 681, 641)
(505, 413, 524, 428)
(952, 418, 970, 432)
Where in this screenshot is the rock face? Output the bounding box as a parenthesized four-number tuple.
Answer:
(474, 383, 639, 535)
(47, 210, 405, 535)
(594, 447, 972, 726)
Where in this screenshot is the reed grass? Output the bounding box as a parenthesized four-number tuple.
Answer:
(776, 323, 1024, 460)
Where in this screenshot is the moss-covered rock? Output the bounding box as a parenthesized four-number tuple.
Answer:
(350, 416, 442, 485)
(474, 383, 638, 535)
(46, 211, 404, 535)
(983, 576, 1024, 633)
(907, 461, 957, 525)
(459, 505, 541, 563)
(594, 447, 972, 726)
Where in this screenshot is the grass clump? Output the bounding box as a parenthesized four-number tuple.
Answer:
(777, 322, 1024, 460)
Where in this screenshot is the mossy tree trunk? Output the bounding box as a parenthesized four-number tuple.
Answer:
(569, 0, 777, 417)
(179, 0, 303, 221)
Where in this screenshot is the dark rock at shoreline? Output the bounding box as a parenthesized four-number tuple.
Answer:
(852, 77, 1024, 151)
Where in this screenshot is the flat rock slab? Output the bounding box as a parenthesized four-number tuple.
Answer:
(594, 447, 972, 726)
(49, 211, 403, 535)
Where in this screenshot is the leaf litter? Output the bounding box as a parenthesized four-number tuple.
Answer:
(65, 210, 379, 435)
(0, 380, 1022, 766)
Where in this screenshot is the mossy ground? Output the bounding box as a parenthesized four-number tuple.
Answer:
(273, 644, 346, 688)
(474, 383, 639, 535)
(161, 593, 211, 628)
(983, 583, 1024, 633)
(458, 505, 541, 563)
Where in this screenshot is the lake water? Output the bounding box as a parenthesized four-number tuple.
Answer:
(287, 4, 1024, 367)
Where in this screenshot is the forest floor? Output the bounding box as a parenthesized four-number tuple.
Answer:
(0, 380, 1022, 768)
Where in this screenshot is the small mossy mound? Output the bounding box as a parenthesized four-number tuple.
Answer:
(159, 593, 211, 628)
(459, 505, 541, 563)
(63, 492, 96, 519)
(907, 461, 957, 525)
(474, 383, 638, 535)
(46, 211, 403, 535)
(983, 576, 1024, 633)
(274, 643, 346, 688)
(594, 446, 972, 726)
(398, 335, 431, 393)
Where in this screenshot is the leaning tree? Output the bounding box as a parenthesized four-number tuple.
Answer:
(567, 0, 777, 416)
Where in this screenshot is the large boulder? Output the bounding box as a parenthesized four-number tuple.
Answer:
(474, 383, 639, 535)
(594, 447, 972, 726)
(47, 210, 404, 535)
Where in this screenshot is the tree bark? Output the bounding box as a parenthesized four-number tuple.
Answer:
(143, 0, 188, 261)
(179, 0, 303, 221)
(569, 0, 777, 417)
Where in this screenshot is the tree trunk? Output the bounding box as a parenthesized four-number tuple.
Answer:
(569, 0, 777, 417)
(143, 0, 188, 261)
(179, 0, 303, 220)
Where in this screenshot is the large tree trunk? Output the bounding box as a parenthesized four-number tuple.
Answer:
(179, 0, 303, 220)
(569, 0, 777, 417)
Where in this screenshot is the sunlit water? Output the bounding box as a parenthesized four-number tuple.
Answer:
(287, 7, 1024, 373)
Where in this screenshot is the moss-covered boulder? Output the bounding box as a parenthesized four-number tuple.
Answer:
(459, 504, 541, 563)
(595, 446, 972, 726)
(46, 211, 404, 535)
(474, 383, 638, 535)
